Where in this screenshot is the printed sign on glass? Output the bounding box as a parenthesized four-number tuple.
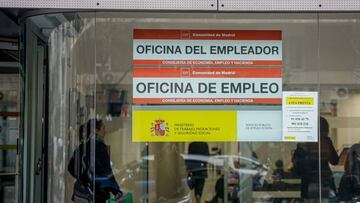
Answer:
(133, 29, 283, 105)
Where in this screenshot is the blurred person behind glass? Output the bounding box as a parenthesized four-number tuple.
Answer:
(292, 116, 339, 201)
(68, 119, 123, 202)
(338, 138, 360, 201)
(186, 142, 210, 203)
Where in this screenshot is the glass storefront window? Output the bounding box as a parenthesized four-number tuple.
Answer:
(93, 12, 320, 203)
(22, 11, 360, 203)
(43, 13, 97, 203)
(319, 13, 360, 202)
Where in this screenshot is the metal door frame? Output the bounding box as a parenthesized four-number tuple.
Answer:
(21, 19, 48, 203)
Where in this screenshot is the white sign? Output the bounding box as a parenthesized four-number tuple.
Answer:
(133, 29, 282, 66)
(133, 29, 283, 105)
(133, 78, 282, 98)
(133, 67, 282, 104)
(134, 40, 282, 61)
(237, 110, 282, 142)
(282, 91, 318, 142)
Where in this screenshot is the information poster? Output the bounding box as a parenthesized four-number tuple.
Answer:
(133, 110, 237, 142)
(282, 91, 318, 142)
(132, 29, 285, 142)
(132, 109, 282, 142)
(133, 29, 282, 105)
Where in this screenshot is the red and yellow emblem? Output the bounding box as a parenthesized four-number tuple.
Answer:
(150, 119, 169, 136)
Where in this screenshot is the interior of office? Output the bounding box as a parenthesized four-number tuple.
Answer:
(16, 12, 360, 203)
(0, 9, 20, 202)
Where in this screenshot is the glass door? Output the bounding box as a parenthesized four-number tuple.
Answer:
(0, 69, 20, 203)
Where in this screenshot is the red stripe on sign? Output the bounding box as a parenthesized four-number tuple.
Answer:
(133, 60, 282, 66)
(133, 67, 282, 78)
(134, 29, 282, 40)
(133, 98, 281, 104)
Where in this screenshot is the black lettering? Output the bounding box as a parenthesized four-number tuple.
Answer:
(234, 46, 241, 54)
(146, 45, 151, 53)
(200, 46, 206, 54)
(243, 83, 251, 92)
(260, 83, 269, 93)
(252, 82, 259, 93)
(175, 46, 182, 54)
(255, 46, 263, 54)
(209, 83, 216, 93)
(160, 83, 169, 93)
(241, 46, 247, 54)
(272, 46, 279, 55)
(185, 83, 194, 93)
(221, 83, 229, 93)
(174, 83, 183, 93)
(248, 46, 255, 54)
(155, 46, 162, 54)
(230, 83, 242, 93)
(166, 46, 174, 54)
(210, 46, 217, 54)
(136, 82, 146, 93)
(148, 82, 155, 93)
(136, 45, 144, 54)
(227, 46, 234, 54)
(185, 46, 193, 54)
(193, 46, 201, 54)
(198, 83, 207, 93)
(218, 46, 226, 54)
(269, 83, 279, 93)
(263, 46, 271, 54)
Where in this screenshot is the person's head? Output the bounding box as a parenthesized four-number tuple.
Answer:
(275, 160, 283, 169)
(252, 151, 258, 159)
(86, 118, 105, 138)
(320, 116, 329, 137)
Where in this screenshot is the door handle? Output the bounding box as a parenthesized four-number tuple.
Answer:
(35, 158, 42, 175)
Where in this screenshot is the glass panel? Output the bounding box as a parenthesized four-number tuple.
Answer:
(0, 175, 16, 203)
(26, 11, 326, 203)
(0, 74, 19, 113)
(0, 150, 16, 173)
(319, 13, 360, 202)
(42, 12, 97, 203)
(233, 14, 320, 202)
(28, 10, 360, 203)
(0, 73, 19, 203)
(95, 14, 144, 203)
(94, 12, 320, 203)
(0, 74, 19, 149)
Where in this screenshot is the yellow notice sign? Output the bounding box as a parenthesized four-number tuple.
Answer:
(286, 97, 314, 105)
(284, 136, 296, 141)
(133, 110, 237, 142)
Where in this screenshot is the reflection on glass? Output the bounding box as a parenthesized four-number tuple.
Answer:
(292, 117, 338, 201)
(34, 11, 335, 203)
(68, 119, 122, 202)
(93, 12, 320, 203)
(0, 74, 19, 203)
(0, 176, 15, 203)
(0, 150, 16, 173)
(45, 13, 96, 203)
(186, 142, 209, 203)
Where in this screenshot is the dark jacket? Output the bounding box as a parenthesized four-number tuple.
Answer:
(186, 142, 210, 178)
(292, 136, 339, 198)
(68, 136, 120, 201)
(339, 144, 360, 201)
